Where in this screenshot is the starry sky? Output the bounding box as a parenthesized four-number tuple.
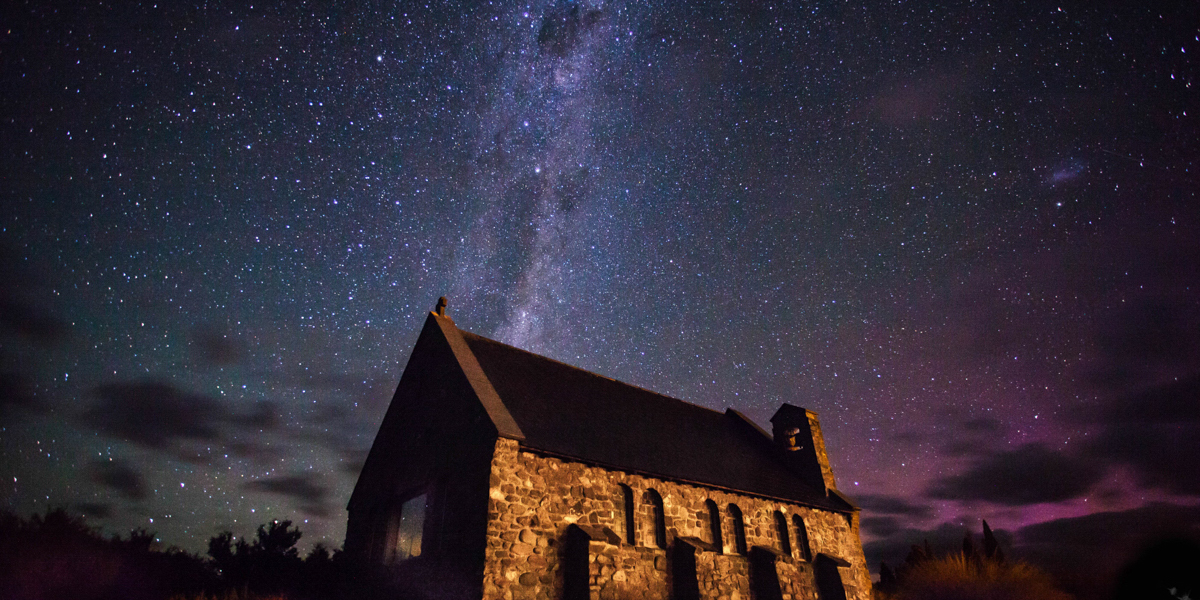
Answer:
(2, 0, 1198, 591)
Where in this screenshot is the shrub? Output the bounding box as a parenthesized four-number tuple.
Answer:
(890, 552, 1073, 600)
(876, 521, 1073, 600)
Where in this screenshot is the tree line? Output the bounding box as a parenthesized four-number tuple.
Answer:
(0, 508, 377, 600)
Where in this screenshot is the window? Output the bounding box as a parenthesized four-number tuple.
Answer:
(646, 489, 667, 549)
(393, 493, 427, 561)
(774, 511, 792, 556)
(793, 514, 812, 561)
(728, 503, 747, 555)
(705, 499, 723, 553)
(619, 484, 635, 545)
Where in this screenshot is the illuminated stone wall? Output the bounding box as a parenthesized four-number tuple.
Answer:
(481, 438, 870, 600)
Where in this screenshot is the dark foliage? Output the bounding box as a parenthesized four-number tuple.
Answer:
(0, 508, 396, 600)
(202, 518, 433, 600)
(983, 520, 1005, 563)
(875, 521, 1071, 600)
(207, 519, 350, 598)
(1113, 537, 1200, 600)
(880, 562, 898, 589)
(0, 508, 216, 600)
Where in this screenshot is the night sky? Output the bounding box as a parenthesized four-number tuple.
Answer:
(2, 0, 1198, 590)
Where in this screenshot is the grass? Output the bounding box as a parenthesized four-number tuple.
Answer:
(885, 552, 1074, 600)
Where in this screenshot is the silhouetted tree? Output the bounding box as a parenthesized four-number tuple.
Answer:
(0, 508, 215, 600)
(256, 519, 303, 557)
(207, 529, 254, 589)
(879, 562, 898, 592)
(982, 520, 1005, 563)
(207, 519, 309, 596)
(302, 542, 341, 599)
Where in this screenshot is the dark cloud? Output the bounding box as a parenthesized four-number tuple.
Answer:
(244, 473, 330, 517)
(75, 502, 114, 519)
(0, 372, 44, 420)
(276, 370, 387, 395)
(963, 417, 1004, 433)
(864, 521, 1014, 573)
(84, 380, 276, 450)
(285, 374, 392, 456)
(87, 458, 148, 501)
(855, 494, 934, 518)
(1087, 298, 1200, 391)
(191, 328, 244, 365)
(937, 417, 1007, 457)
(1082, 375, 1200, 496)
(1016, 503, 1200, 600)
(245, 474, 327, 503)
(939, 439, 991, 457)
(861, 516, 903, 537)
(1096, 299, 1198, 365)
(0, 300, 69, 344)
(243, 402, 278, 431)
(223, 440, 282, 462)
(926, 443, 1104, 506)
(340, 449, 369, 477)
(0, 246, 67, 346)
(1092, 373, 1200, 425)
(1019, 503, 1200, 548)
(1089, 426, 1200, 496)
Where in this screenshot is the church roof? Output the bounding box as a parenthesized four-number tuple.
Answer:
(453, 323, 852, 512)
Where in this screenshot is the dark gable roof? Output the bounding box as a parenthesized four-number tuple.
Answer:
(458, 330, 848, 511)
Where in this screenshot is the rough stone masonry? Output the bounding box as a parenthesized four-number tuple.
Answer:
(347, 303, 870, 600)
(482, 438, 870, 600)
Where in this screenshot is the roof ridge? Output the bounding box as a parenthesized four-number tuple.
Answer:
(457, 329, 727, 418)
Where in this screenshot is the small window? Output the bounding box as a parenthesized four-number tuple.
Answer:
(728, 503, 747, 555)
(393, 493, 427, 561)
(646, 489, 667, 549)
(774, 511, 792, 556)
(619, 484, 635, 545)
(705, 499, 723, 553)
(793, 514, 812, 561)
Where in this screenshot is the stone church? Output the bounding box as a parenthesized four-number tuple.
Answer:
(345, 300, 870, 600)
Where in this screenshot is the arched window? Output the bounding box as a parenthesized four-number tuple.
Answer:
(646, 489, 667, 549)
(618, 484, 635, 545)
(793, 514, 812, 561)
(728, 503, 747, 555)
(705, 499, 723, 552)
(774, 511, 792, 556)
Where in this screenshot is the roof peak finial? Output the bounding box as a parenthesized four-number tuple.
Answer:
(435, 296, 448, 317)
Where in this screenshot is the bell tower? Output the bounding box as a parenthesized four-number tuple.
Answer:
(770, 404, 838, 494)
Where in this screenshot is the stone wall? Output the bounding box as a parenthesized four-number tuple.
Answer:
(695, 553, 750, 599)
(483, 438, 870, 600)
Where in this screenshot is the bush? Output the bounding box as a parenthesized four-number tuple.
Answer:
(876, 521, 1073, 600)
(0, 508, 217, 600)
(888, 552, 1073, 600)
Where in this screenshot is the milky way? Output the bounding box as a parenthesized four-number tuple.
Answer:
(453, 2, 630, 352)
(2, 1, 1198, 592)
